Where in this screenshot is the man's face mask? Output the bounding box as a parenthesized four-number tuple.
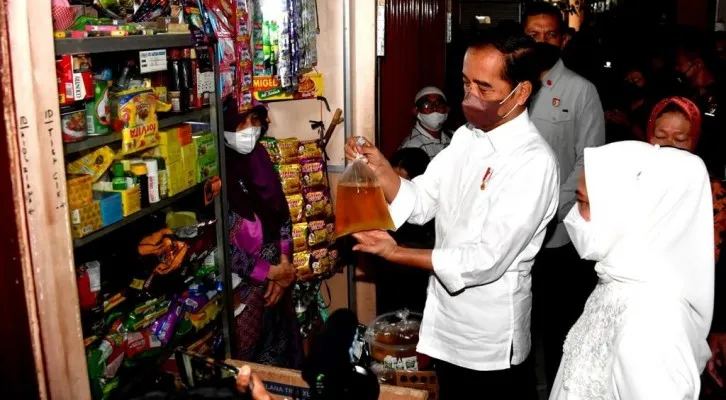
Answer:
(462, 83, 521, 132)
(418, 112, 448, 131)
(224, 126, 262, 154)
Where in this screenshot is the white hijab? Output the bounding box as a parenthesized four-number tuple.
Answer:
(583, 141, 714, 339)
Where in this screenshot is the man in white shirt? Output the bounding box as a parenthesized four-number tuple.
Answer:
(524, 2, 606, 391)
(346, 28, 559, 399)
(399, 86, 452, 159)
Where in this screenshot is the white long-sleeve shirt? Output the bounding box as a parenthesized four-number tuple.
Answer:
(389, 111, 559, 370)
(530, 59, 606, 248)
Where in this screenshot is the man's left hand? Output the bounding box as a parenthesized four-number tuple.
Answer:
(353, 230, 398, 260)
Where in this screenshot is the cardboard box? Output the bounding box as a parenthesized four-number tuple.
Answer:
(181, 143, 197, 188)
(167, 161, 186, 196)
(195, 157, 218, 183)
(192, 132, 218, 163)
(70, 201, 103, 239)
(67, 174, 94, 209)
(225, 361, 428, 400)
(94, 191, 123, 227)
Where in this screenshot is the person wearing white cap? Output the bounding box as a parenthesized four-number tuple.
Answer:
(550, 141, 714, 399)
(399, 86, 452, 159)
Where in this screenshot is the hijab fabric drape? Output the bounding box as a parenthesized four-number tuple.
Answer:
(585, 140, 714, 341)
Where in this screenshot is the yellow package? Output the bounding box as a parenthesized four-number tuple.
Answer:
(167, 161, 185, 196)
(293, 222, 308, 252)
(278, 163, 302, 195)
(67, 174, 94, 210)
(181, 144, 197, 188)
(286, 194, 304, 223)
(70, 201, 103, 239)
(276, 138, 300, 164)
(121, 121, 160, 155)
(67, 146, 115, 182)
(110, 88, 158, 130)
(294, 251, 312, 278)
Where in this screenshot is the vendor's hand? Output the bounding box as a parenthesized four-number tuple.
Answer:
(344, 136, 390, 175)
(264, 281, 285, 307)
(707, 332, 726, 387)
(353, 230, 398, 260)
(236, 365, 272, 400)
(268, 255, 296, 288)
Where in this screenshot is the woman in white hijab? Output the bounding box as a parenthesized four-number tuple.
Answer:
(550, 141, 715, 399)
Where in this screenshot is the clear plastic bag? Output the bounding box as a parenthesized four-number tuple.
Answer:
(334, 140, 395, 239)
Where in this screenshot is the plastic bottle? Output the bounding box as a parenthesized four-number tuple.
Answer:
(111, 163, 127, 190)
(144, 159, 160, 204)
(131, 163, 149, 208)
(157, 158, 169, 199)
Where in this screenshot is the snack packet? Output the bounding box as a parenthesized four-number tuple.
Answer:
(307, 219, 327, 248)
(301, 159, 325, 188)
(298, 139, 323, 161)
(260, 137, 280, 163)
(276, 138, 299, 164)
(286, 194, 304, 223)
(278, 163, 302, 195)
(311, 248, 330, 275)
(292, 222, 308, 252)
(294, 251, 312, 277)
(304, 188, 331, 219)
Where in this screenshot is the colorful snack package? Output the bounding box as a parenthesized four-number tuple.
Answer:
(311, 248, 330, 275)
(149, 301, 185, 345)
(87, 333, 126, 381)
(276, 137, 300, 164)
(278, 163, 302, 195)
(259, 137, 280, 163)
(126, 331, 162, 359)
(298, 139, 323, 161)
(307, 219, 327, 248)
(287, 194, 304, 223)
(294, 251, 312, 277)
(326, 220, 335, 242)
(328, 247, 340, 270)
(301, 159, 325, 188)
(304, 189, 331, 218)
(292, 222, 308, 252)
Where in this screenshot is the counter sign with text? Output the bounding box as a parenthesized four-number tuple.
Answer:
(139, 49, 168, 74)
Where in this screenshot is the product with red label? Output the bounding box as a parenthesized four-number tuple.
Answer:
(126, 331, 162, 359)
(57, 54, 94, 105)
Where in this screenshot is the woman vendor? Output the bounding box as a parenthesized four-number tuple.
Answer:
(223, 99, 302, 368)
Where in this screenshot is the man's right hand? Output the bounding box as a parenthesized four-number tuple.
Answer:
(268, 255, 296, 289)
(344, 136, 391, 175)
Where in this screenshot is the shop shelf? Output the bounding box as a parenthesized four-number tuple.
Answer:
(54, 34, 194, 55)
(64, 108, 210, 155)
(73, 183, 204, 248)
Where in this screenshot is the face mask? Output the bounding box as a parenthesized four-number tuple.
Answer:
(224, 126, 262, 154)
(418, 112, 448, 131)
(564, 205, 606, 261)
(462, 83, 520, 131)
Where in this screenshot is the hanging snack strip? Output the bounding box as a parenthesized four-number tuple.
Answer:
(235, 0, 255, 112)
(202, 0, 236, 100)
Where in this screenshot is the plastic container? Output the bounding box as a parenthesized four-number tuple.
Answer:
(365, 310, 427, 373)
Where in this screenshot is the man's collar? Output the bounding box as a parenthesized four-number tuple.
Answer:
(471, 110, 530, 154)
(541, 59, 566, 90)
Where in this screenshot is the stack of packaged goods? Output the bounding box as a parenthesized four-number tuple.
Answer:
(80, 219, 226, 399)
(259, 136, 339, 337)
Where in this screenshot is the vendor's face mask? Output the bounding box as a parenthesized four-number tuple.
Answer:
(224, 126, 262, 154)
(462, 83, 520, 132)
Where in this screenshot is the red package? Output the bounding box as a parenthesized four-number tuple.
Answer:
(77, 261, 101, 311)
(57, 54, 94, 106)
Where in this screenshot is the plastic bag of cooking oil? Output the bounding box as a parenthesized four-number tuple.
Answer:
(334, 140, 395, 239)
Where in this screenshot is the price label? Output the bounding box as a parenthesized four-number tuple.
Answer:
(139, 49, 168, 74)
